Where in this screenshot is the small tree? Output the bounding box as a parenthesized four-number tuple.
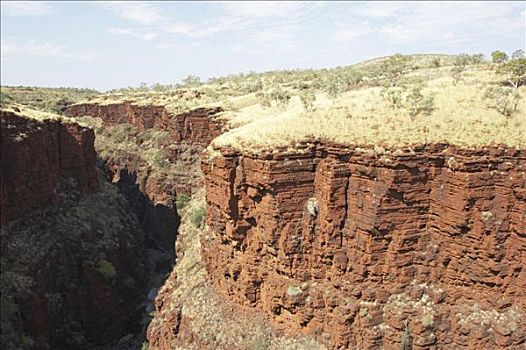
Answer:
(405, 83, 435, 117)
(270, 89, 291, 109)
(450, 54, 471, 85)
(380, 86, 406, 109)
(181, 75, 201, 87)
(300, 90, 316, 111)
(381, 53, 413, 80)
(512, 49, 525, 59)
(491, 50, 508, 64)
(484, 86, 521, 117)
(497, 58, 526, 88)
(468, 53, 485, 64)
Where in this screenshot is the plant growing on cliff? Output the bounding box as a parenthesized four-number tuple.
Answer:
(150, 150, 170, 172)
(401, 321, 413, 350)
(176, 193, 191, 210)
(189, 205, 206, 229)
(421, 307, 434, 328)
(96, 259, 116, 281)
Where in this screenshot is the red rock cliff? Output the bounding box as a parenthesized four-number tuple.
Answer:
(66, 103, 224, 145)
(65, 103, 225, 249)
(1, 110, 149, 349)
(201, 143, 526, 349)
(1, 111, 98, 224)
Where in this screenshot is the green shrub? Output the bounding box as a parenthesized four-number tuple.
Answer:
(150, 150, 170, 172)
(484, 86, 521, 117)
(451, 54, 471, 85)
(270, 89, 291, 109)
(381, 53, 413, 79)
(96, 259, 116, 280)
(300, 90, 316, 111)
(381, 86, 406, 109)
(256, 92, 272, 108)
(497, 57, 526, 88)
(512, 49, 524, 59)
(176, 193, 191, 210)
(405, 84, 435, 117)
(189, 205, 206, 229)
(181, 75, 202, 87)
(491, 50, 508, 64)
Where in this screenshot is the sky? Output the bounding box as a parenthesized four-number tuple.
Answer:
(1, 1, 525, 91)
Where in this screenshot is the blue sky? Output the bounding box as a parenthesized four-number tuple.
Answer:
(1, 1, 525, 91)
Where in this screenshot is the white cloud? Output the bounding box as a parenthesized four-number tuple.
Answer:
(155, 42, 201, 50)
(1, 39, 96, 60)
(108, 28, 158, 41)
(1, 1, 56, 16)
(332, 21, 375, 42)
(219, 1, 309, 18)
(98, 2, 165, 25)
(328, 1, 525, 48)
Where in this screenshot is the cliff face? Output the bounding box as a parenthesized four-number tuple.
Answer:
(66, 103, 225, 249)
(1, 111, 98, 224)
(201, 143, 526, 349)
(66, 103, 224, 146)
(0, 111, 149, 349)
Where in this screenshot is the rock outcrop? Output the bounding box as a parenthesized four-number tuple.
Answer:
(0, 111, 148, 349)
(66, 103, 224, 146)
(1, 111, 98, 224)
(201, 142, 526, 349)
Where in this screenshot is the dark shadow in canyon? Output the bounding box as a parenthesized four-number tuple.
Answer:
(91, 161, 181, 349)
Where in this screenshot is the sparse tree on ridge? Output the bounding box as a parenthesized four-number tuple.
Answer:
(491, 50, 508, 64)
(512, 49, 525, 59)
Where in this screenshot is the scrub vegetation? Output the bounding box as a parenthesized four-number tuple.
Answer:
(3, 52, 524, 155)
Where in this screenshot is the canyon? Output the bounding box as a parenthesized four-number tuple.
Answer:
(2, 98, 525, 349)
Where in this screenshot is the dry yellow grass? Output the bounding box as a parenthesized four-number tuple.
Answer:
(1, 104, 86, 126)
(66, 58, 526, 154)
(210, 66, 526, 154)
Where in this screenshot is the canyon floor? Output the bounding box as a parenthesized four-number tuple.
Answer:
(1, 54, 525, 349)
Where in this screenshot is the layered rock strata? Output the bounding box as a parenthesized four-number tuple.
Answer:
(146, 191, 325, 350)
(201, 142, 526, 349)
(1, 110, 98, 224)
(66, 103, 224, 146)
(0, 111, 148, 349)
